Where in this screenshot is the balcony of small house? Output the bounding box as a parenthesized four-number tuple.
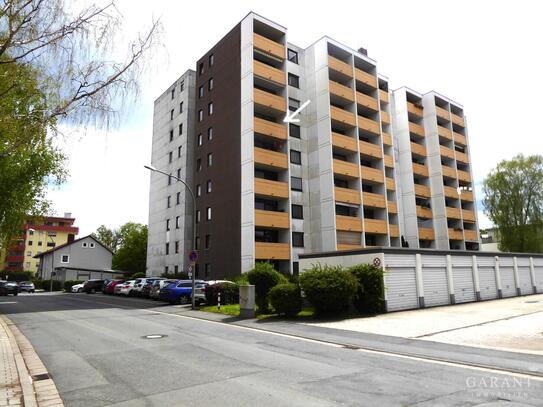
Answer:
(360, 165, 384, 184)
(418, 227, 435, 240)
(255, 209, 290, 230)
(333, 159, 359, 179)
(337, 243, 363, 251)
(387, 201, 398, 214)
(254, 88, 286, 115)
(335, 186, 361, 205)
(440, 145, 456, 160)
(364, 218, 388, 234)
(329, 80, 355, 105)
(362, 191, 386, 209)
(457, 168, 471, 183)
(356, 91, 379, 112)
(254, 117, 287, 141)
(384, 154, 394, 169)
(358, 115, 381, 136)
(255, 242, 290, 260)
(254, 147, 288, 170)
(448, 228, 464, 240)
(416, 205, 433, 219)
(446, 206, 462, 220)
(407, 101, 423, 118)
(412, 162, 429, 177)
(330, 105, 357, 128)
(462, 209, 476, 222)
(336, 215, 363, 232)
(354, 67, 377, 89)
(359, 140, 382, 159)
(253, 60, 286, 88)
(441, 164, 457, 179)
(328, 55, 353, 79)
(254, 177, 289, 199)
(414, 184, 431, 198)
(382, 132, 392, 146)
(386, 177, 395, 190)
(389, 224, 400, 238)
(409, 122, 425, 138)
(332, 132, 358, 154)
(454, 132, 467, 146)
(253, 32, 285, 60)
(464, 229, 478, 241)
(379, 89, 389, 103)
(451, 112, 465, 127)
(455, 150, 469, 164)
(410, 142, 427, 157)
(435, 106, 450, 121)
(438, 125, 453, 141)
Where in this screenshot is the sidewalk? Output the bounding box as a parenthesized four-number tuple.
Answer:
(0, 315, 64, 407)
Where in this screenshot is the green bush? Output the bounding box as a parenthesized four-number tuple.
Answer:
(33, 279, 62, 291)
(205, 282, 239, 305)
(269, 283, 302, 316)
(161, 271, 189, 279)
(128, 272, 146, 279)
(348, 264, 385, 314)
(64, 280, 84, 292)
(299, 264, 358, 314)
(246, 262, 287, 312)
(0, 271, 35, 282)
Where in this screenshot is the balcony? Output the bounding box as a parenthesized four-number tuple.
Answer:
(452, 112, 465, 127)
(460, 190, 474, 202)
(440, 145, 456, 160)
(387, 201, 398, 213)
(414, 184, 431, 198)
(254, 117, 287, 141)
(254, 147, 288, 170)
(456, 150, 469, 164)
(361, 166, 384, 183)
(359, 140, 382, 158)
(337, 243, 363, 251)
(454, 132, 467, 146)
(329, 80, 355, 102)
(335, 187, 361, 205)
(354, 68, 377, 88)
(416, 206, 432, 219)
(328, 56, 353, 78)
(381, 111, 390, 125)
(442, 165, 457, 179)
(444, 185, 459, 199)
(435, 106, 450, 120)
(457, 169, 471, 182)
(386, 177, 395, 190)
(253, 60, 285, 86)
(254, 88, 286, 113)
(358, 116, 381, 136)
(438, 125, 453, 141)
(384, 154, 394, 168)
(254, 178, 289, 199)
(363, 192, 386, 208)
(356, 92, 379, 111)
(336, 215, 362, 232)
(409, 122, 425, 137)
(462, 209, 476, 222)
(446, 207, 462, 220)
(332, 132, 358, 153)
(407, 102, 423, 117)
(255, 242, 290, 260)
(419, 227, 435, 240)
(383, 133, 392, 146)
(253, 33, 284, 60)
(379, 89, 389, 103)
(389, 224, 399, 237)
(364, 218, 387, 234)
(333, 159, 359, 179)
(330, 106, 356, 127)
(448, 228, 464, 240)
(464, 229, 478, 241)
(410, 142, 427, 157)
(412, 163, 429, 177)
(255, 209, 289, 229)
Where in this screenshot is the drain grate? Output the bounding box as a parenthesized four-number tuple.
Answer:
(31, 373, 50, 381)
(141, 334, 168, 340)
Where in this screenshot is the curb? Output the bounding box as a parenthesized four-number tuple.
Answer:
(0, 315, 64, 407)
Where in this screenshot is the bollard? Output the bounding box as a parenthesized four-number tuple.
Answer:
(218, 292, 221, 311)
(239, 285, 255, 318)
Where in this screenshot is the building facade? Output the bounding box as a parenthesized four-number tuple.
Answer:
(0, 213, 78, 273)
(146, 12, 480, 279)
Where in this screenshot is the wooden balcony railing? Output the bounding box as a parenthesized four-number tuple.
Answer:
(328, 56, 353, 77)
(336, 215, 363, 232)
(464, 229, 478, 241)
(364, 218, 387, 234)
(411, 142, 427, 157)
(335, 187, 361, 205)
(412, 163, 429, 177)
(363, 192, 386, 208)
(333, 159, 359, 179)
(414, 184, 431, 198)
(382, 133, 392, 146)
(379, 89, 389, 103)
(448, 228, 464, 240)
(435, 106, 450, 121)
(330, 106, 356, 127)
(462, 209, 476, 222)
(255, 209, 289, 229)
(254, 88, 286, 113)
(361, 165, 384, 183)
(255, 242, 290, 260)
(354, 67, 377, 88)
(454, 132, 467, 146)
(329, 80, 355, 102)
(407, 102, 423, 117)
(254, 147, 288, 170)
(332, 132, 358, 153)
(419, 227, 435, 240)
(409, 122, 425, 137)
(356, 91, 379, 111)
(416, 206, 432, 219)
(358, 116, 381, 136)
(254, 117, 287, 140)
(254, 178, 289, 199)
(446, 207, 462, 219)
(359, 140, 382, 158)
(253, 60, 285, 85)
(253, 33, 285, 60)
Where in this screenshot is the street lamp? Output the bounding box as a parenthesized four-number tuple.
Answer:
(144, 165, 198, 309)
(28, 228, 55, 292)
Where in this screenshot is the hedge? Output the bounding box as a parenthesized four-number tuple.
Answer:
(33, 279, 62, 291)
(0, 271, 35, 282)
(205, 281, 239, 305)
(348, 264, 385, 314)
(269, 283, 302, 316)
(246, 262, 287, 313)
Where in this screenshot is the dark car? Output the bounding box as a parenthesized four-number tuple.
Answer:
(83, 279, 105, 294)
(141, 278, 164, 298)
(0, 281, 19, 296)
(104, 280, 125, 295)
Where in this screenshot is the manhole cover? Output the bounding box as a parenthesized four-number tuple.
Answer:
(142, 334, 168, 340)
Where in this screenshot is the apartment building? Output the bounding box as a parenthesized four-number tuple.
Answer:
(146, 12, 480, 279)
(0, 213, 79, 273)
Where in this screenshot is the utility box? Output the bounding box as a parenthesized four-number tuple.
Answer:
(239, 285, 255, 318)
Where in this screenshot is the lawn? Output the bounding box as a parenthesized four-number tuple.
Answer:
(199, 304, 315, 320)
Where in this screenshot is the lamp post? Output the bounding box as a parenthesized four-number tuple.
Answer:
(144, 165, 198, 309)
(28, 228, 55, 292)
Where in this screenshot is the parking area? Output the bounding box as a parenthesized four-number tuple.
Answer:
(307, 294, 543, 355)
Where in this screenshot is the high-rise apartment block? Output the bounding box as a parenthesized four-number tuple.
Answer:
(146, 12, 479, 279)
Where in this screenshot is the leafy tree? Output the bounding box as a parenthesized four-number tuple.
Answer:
(92, 225, 120, 252)
(111, 223, 147, 274)
(483, 154, 543, 253)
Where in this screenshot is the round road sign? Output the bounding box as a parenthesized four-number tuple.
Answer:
(188, 250, 198, 263)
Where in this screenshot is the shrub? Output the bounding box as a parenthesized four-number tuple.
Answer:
(64, 280, 84, 292)
(161, 271, 189, 279)
(205, 282, 239, 305)
(128, 272, 146, 279)
(0, 271, 35, 282)
(348, 264, 385, 314)
(269, 283, 302, 316)
(246, 262, 287, 312)
(299, 264, 358, 314)
(33, 279, 62, 291)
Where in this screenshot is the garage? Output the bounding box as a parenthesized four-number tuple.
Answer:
(535, 259, 543, 293)
(384, 268, 418, 312)
(452, 267, 476, 303)
(499, 259, 517, 298)
(478, 266, 498, 300)
(517, 263, 533, 295)
(421, 267, 449, 307)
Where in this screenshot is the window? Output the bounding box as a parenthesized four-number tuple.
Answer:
(180, 81, 184, 92)
(61, 254, 70, 263)
(177, 168, 182, 179)
(171, 88, 175, 99)
(288, 98, 300, 112)
(175, 216, 180, 229)
(26, 251, 32, 257)
(198, 110, 203, 121)
(28, 240, 33, 246)
(208, 102, 213, 115)
(170, 109, 174, 120)
(168, 173, 172, 185)
(205, 234, 211, 249)
(292, 232, 304, 247)
(25, 262, 30, 269)
(207, 127, 213, 140)
(167, 195, 171, 208)
(205, 263, 211, 278)
(208, 78, 214, 90)
(289, 123, 300, 139)
(38, 241, 42, 246)
(166, 219, 170, 231)
(47, 242, 55, 247)
(199, 85, 204, 98)
(196, 159, 202, 171)
(28, 230, 34, 235)
(293, 261, 299, 275)
(196, 184, 201, 197)
(179, 101, 184, 113)
(176, 192, 181, 204)
(164, 266, 169, 274)
(174, 265, 178, 273)
(48, 232, 56, 237)
(178, 123, 183, 135)
(195, 237, 200, 250)
(82, 242, 87, 248)
(206, 207, 212, 221)
(178, 146, 182, 158)
(291, 204, 303, 219)
(165, 243, 169, 255)
(206, 180, 212, 193)
(288, 73, 300, 88)
(175, 241, 179, 254)
(198, 134, 203, 146)
(291, 176, 303, 191)
(89, 242, 95, 248)
(168, 151, 173, 163)
(290, 150, 301, 165)
(209, 53, 214, 66)
(199, 62, 204, 75)
(288, 48, 298, 64)
(207, 153, 213, 167)
(169, 130, 174, 142)
(196, 210, 201, 223)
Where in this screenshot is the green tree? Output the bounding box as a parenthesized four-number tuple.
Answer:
(92, 225, 120, 252)
(112, 223, 147, 274)
(483, 154, 543, 253)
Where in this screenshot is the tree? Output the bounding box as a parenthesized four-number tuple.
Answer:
(483, 154, 543, 253)
(92, 225, 120, 252)
(111, 223, 147, 274)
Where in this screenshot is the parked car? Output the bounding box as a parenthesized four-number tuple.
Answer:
(118, 280, 136, 296)
(83, 279, 105, 294)
(104, 280, 125, 295)
(71, 283, 85, 293)
(132, 278, 159, 297)
(141, 278, 164, 298)
(18, 281, 35, 293)
(159, 280, 206, 304)
(101, 279, 115, 294)
(0, 281, 19, 296)
(149, 279, 178, 300)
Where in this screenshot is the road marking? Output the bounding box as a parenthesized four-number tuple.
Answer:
(0, 302, 18, 305)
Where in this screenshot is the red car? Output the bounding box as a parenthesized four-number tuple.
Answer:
(104, 280, 125, 295)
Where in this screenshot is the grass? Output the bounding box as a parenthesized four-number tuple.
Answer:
(199, 304, 316, 320)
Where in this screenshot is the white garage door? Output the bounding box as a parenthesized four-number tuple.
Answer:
(452, 267, 476, 303)
(500, 266, 517, 297)
(535, 264, 543, 293)
(384, 267, 418, 312)
(422, 267, 450, 307)
(478, 267, 498, 300)
(518, 267, 533, 295)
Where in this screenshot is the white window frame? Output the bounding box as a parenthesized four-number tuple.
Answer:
(89, 242, 95, 248)
(82, 242, 88, 248)
(61, 254, 70, 263)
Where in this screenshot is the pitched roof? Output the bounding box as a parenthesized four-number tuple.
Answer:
(33, 235, 114, 258)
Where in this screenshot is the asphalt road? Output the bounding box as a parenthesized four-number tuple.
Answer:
(1, 292, 542, 407)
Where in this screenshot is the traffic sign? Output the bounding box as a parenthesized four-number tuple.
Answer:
(188, 250, 198, 263)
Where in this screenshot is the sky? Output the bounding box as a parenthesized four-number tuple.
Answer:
(47, 0, 543, 235)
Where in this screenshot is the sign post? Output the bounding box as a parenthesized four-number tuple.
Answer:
(188, 250, 198, 309)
